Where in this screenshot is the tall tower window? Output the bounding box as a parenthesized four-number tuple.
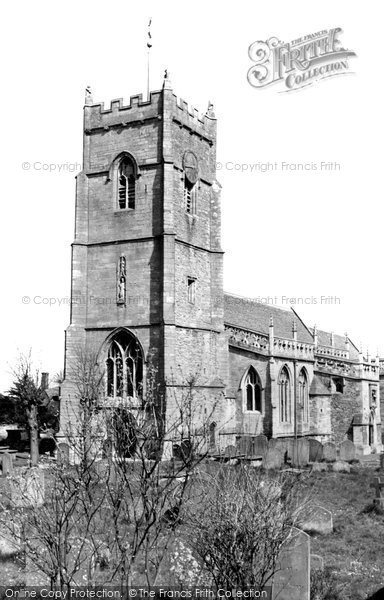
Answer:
(118, 157, 136, 210)
(244, 367, 262, 412)
(187, 277, 196, 304)
(106, 330, 143, 400)
(182, 150, 198, 215)
(278, 366, 291, 423)
(184, 178, 196, 214)
(298, 368, 309, 423)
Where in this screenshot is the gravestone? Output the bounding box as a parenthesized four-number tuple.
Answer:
(1, 453, 13, 476)
(275, 438, 294, 464)
(339, 440, 356, 462)
(323, 442, 337, 462)
(299, 504, 333, 535)
(311, 462, 327, 472)
(246, 437, 257, 458)
(223, 445, 236, 458)
(272, 528, 310, 600)
(254, 435, 268, 460)
(309, 439, 323, 463)
(57, 442, 70, 466)
(332, 461, 350, 473)
(236, 436, 250, 457)
(371, 477, 384, 509)
(264, 439, 284, 469)
(295, 439, 309, 467)
(380, 453, 384, 471)
(310, 554, 324, 571)
(9, 467, 45, 508)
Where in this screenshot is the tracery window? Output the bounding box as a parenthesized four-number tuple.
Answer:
(244, 367, 262, 412)
(298, 368, 309, 423)
(118, 157, 136, 209)
(106, 330, 143, 399)
(279, 366, 291, 423)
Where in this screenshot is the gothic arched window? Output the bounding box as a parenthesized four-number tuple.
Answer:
(106, 330, 143, 399)
(279, 366, 291, 423)
(298, 368, 309, 423)
(182, 151, 198, 215)
(118, 157, 136, 210)
(244, 367, 262, 412)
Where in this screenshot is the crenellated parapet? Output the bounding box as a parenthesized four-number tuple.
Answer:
(83, 88, 216, 144)
(84, 92, 163, 133)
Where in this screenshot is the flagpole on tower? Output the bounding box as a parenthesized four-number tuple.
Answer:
(147, 17, 152, 101)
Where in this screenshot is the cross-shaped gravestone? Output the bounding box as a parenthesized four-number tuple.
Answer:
(371, 477, 384, 509)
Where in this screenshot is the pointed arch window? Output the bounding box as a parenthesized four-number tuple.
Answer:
(244, 367, 262, 412)
(279, 366, 291, 423)
(298, 369, 309, 423)
(106, 330, 143, 400)
(118, 157, 136, 210)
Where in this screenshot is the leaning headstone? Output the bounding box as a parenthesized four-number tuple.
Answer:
(309, 439, 323, 463)
(254, 435, 268, 460)
(299, 504, 333, 535)
(339, 440, 356, 463)
(9, 467, 45, 508)
(1, 453, 13, 476)
(311, 554, 324, 571)
(323, 442, 337, 462)
(272, 528, 310, 600)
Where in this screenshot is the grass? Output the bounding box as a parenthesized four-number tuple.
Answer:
(303, 468, 384, 599)
(1, 463, 384, 598)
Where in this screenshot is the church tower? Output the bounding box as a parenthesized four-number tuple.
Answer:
(60, 74, 227, 439)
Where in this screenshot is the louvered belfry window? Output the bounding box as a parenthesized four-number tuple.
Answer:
(118, 158, 136, 209)
(184, 178, 196, 214)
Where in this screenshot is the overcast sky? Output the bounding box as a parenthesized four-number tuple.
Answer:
(0, 0, 382, 392)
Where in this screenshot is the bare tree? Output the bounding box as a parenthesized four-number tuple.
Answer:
(2, 348, 217, 589)
(184, 462, 308, 591)
(8, 352, 46, 466)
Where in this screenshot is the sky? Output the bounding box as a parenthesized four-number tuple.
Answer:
(0, 0, 383, 392)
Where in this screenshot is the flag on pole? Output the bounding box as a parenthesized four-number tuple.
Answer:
(147, 18, 152, 48)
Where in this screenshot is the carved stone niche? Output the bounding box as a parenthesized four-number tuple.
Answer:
(117, 255, 126, 305)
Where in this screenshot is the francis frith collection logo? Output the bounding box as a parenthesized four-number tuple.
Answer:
(247, 28, 356, 92)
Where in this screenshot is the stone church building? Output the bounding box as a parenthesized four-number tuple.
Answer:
(60, 74, 381, 456)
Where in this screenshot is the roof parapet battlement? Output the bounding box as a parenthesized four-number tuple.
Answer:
(86, 90, 163, 115)
(84, 87, 216, 137)
(176, 97, 207, 125)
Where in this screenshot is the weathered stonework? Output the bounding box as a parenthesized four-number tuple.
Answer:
(60, 79, 382, 456)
